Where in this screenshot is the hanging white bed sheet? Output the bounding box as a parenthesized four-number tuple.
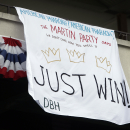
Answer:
(15, 6, 130, 125)
(0, 35, 26, 80)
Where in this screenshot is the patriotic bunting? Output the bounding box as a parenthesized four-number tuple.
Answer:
(0, 36, 27, 80)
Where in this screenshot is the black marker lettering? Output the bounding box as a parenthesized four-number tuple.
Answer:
(34, 65, 45, 86)
(72, 74, 86, 97)
(44, 97, 49, 108)
(46, 69, 59, 92)
(61, 73, 75, 95)
(54, 101, 60, 111)
(123, 80, 129, 104)
(108, 78, 115, 102)
(94, 75, 107, 100)
(114, 81, 126, 106)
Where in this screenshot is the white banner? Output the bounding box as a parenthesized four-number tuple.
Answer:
(16, 7, 130, 125)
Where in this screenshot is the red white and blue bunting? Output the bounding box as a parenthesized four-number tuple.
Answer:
(0, 36, 26, 80)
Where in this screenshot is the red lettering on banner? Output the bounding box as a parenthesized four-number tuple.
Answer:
(50, 25, 58, 33)
(65, 28, 68, 37)
(41, 25, 48, 29)
(102, 41, 111, 46)
(94, 37, 98, 43)
(79, 33, 98, 43)
(90, 35, 94, 43)
(50, 24, 75, 40)
(71, 31, 75, 40)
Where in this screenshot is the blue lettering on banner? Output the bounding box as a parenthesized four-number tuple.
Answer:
(91, 28, 115, 39)
(20, 9, 46, 20)
(46, 16, 67, 26)
(70, 22, 91, 33)
(20, 8, 115, 39)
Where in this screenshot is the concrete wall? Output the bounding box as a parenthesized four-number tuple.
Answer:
(0, 12, 130, 87)
(0, 12, 24, 40)
(117, 39, 130, 87)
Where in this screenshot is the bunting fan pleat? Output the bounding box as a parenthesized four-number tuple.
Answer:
(0, 36, 27, 80)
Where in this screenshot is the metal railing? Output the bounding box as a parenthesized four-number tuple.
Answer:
(0, 3, 14, 13)
(0, 3, 130, 41)
(115, 30, 130, 41)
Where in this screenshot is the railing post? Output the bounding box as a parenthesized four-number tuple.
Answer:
(7, 6, 9, 13)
